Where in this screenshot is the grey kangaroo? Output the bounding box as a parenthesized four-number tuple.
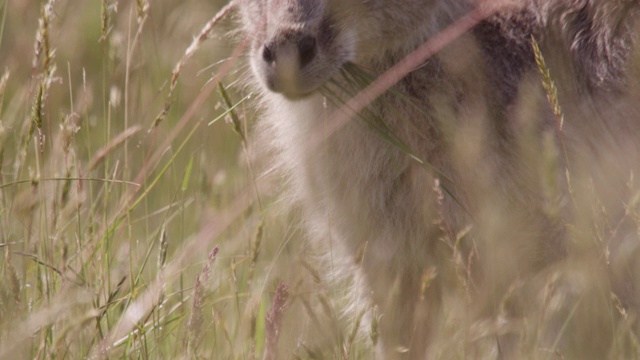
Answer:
(236, 0, 640, 358)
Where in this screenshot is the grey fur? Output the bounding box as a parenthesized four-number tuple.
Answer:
(237, 0, 640, 358)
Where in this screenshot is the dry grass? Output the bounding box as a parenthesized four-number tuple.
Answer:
(0, 0, 368, 358)
(0, 0, 302, 358)
(1, 1, 639, 359)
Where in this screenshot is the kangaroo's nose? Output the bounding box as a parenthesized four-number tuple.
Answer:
(297, 35, 317, 67)
(262, 44, 275, 64)
(262, 34, 317, 68)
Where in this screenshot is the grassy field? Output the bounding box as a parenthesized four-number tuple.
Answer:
(1, 1, 640, 359)
(0, 0, 341, 358)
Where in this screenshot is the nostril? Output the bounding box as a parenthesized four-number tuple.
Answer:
(262, 44, 274, 64)
(298, 36, 317, 68)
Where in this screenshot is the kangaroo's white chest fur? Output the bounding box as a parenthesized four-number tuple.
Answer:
(260, 78, 461, 270)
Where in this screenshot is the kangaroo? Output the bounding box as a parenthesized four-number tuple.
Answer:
(236, 0, 640, 358)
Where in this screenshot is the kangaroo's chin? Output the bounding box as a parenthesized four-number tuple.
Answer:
(278, 90, 317, 101)
(260, 67, 343, 101)
(262, 77, 320, 100)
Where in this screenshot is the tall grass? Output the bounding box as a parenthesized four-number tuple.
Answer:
(0, 0, 320, 358)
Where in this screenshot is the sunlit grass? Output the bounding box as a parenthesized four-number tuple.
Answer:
(0, 0, 295, 358)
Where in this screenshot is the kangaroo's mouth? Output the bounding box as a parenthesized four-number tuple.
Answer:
(259, 56, 343, 101)
(276, 89, 317, 100)
(263, 71, 319, 100)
